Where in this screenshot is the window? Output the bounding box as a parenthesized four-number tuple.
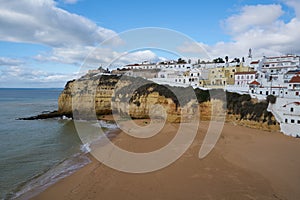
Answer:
(175, 79, 177, 82)
(230, 75, 233, 78)
(273, 91, 275, 95)
(260, 91, 263, 94)
(266, 91, 269, 95)
(291, 107, 294, 112)
(296, 92, 299, 96)
(298, 120, 300, 124)
(232, 69, 235, 72)
(285, 119, 288, 123)
(291, 119, 295, 123)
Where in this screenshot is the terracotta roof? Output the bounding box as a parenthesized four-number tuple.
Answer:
(250, 61, 259, 64)
(286, 70, 300, 74)
(289, 75, 300, 83)
(283, 102, 300, 107)
(249, 80, 260, 85)
(266, 55, 299, 59)
(235, 71, 257, 75)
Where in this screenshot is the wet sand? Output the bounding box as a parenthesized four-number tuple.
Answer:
(32, 121, 300, 200)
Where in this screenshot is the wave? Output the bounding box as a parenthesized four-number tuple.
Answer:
(8, 120, 119, 200)
(7, 152, 91, 200)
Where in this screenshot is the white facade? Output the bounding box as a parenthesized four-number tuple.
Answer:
(126, 62, 193, 71)
(261, 55, 300, 74)
(268, 98, 300, 137)
(234, 71, 257, 87)
(151, 68, 203, 88)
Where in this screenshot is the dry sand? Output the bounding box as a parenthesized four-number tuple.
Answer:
(32, 120, 300, 200)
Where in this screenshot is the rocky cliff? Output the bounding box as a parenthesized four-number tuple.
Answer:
(57, 74, 280, 131)
(58, 75, 199, 122)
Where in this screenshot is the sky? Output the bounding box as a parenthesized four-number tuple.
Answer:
(0, 0, 300, 87)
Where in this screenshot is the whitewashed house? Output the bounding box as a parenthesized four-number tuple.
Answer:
(261, 55, 300, 74)
(268, 98, 300, 137)
(234, 71, 257, 87)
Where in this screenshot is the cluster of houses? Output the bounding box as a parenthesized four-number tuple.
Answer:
(87, 53, 300, 137)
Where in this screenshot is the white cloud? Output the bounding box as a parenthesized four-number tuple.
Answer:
(285, 0, 300, 18)
(177, 2, 300, 60)
(219, 2, 300, 58)
(0, 0, 120, 47)
(176, 41, 211, 60)
(0, 49, 162, 87)
(0, 57, 24, 66)
(224, 4, 284, 35)
(35, 46, 162, 69)
(0, 65, 77, 87)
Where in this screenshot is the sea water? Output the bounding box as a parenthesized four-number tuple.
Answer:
(0, 88, 114, 199)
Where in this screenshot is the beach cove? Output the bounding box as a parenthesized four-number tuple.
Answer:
(32, 120, 300, 200)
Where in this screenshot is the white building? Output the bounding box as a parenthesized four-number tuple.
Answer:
(234, 71, 257, 87)
(150, 68, 203, 88)
(261, 55, 300, 74)
(249, 60, 261, 71)
(268, 98, 300, 137)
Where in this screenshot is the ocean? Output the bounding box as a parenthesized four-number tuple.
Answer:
(0, 88, 102, 199)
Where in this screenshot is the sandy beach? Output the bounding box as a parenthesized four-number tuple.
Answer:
(32, 121, 300, 200)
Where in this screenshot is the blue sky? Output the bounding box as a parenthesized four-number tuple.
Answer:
(0, 0, 300, 87)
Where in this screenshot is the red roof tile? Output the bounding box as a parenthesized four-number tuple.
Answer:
(249, 80, 260, 85)
(289, 75, 300, 83)
(283, 102, 300, 107)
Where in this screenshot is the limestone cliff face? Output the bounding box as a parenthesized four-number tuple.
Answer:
(199, 100, 280, 132)
(58, 80, 74, 114)
(58, 75, 280, 130)
(58, 75, 198, 122)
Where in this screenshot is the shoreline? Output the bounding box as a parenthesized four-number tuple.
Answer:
(14, 119, 120, 200)
(31, 121, 300, 200)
